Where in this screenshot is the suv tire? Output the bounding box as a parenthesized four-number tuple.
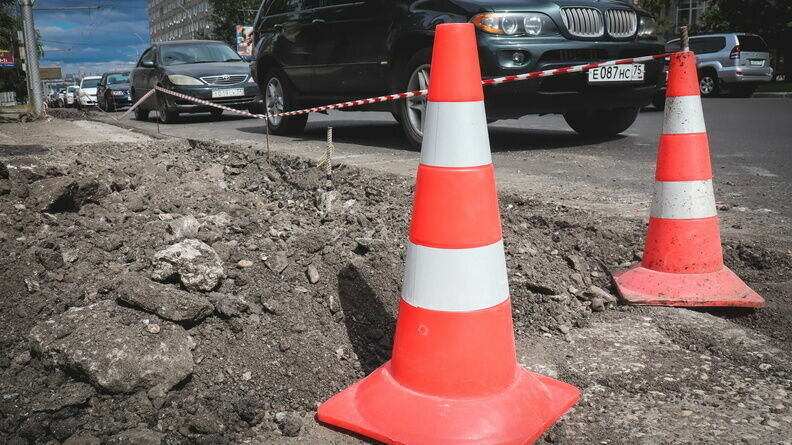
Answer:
(396, 48, 432, 148)
(134, 105, 149, 121)
(264, 69, 308, 135)
(563, 108, 639, 137)
(157, 93, 179, 124)
(699, 70, 720, 97)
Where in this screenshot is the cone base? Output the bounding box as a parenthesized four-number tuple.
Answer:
(613, 265, 764, 308)
(317, 362, 579, 445)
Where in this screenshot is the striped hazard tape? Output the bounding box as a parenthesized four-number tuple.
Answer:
(122, 52, 674, 122)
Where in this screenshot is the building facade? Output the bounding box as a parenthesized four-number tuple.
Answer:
(147, 0, 214, 43)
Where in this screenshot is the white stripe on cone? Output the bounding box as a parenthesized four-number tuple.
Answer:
(650, 179, 717, 219)
(663, 96, 707, 135)
(420, 101, 492, 168)
(402, 241, 510, 312)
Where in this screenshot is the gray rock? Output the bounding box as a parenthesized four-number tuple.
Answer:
(0, 163, 8, 180)
(586, 285, 618, 303)
(152, 239, 225, 292)
(168, 216, 202, 240)
(276, 413, 302, 437)
(106, 428, 164, 445)
(30, 300, 195, 394)
(526, 282, 559, 296)
(29, 382, 95, 412)
(265, 252, 289, 274)
(115, 273, 214, 323)
(63, 433, 101, 445)
(29, 177, 105, 213)
(207, 292, 248, 318)
(590, 298, 606, 313)
(306, 264, 320, 284)
(0, 181, 10, 196)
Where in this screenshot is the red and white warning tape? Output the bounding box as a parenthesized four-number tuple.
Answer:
(123, 52, 673, 122)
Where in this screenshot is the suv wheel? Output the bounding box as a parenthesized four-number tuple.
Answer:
(157, 93, 179, 124)
(397, 49, 432, 148)
(264, 70, 308, 135)
(563, 108, 639, 137)
(699, 71, 720, 97)
(134, 105, 149, 121)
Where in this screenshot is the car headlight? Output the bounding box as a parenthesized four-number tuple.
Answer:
(167, 74, 204, 86)
(638, 16, 657, 40)
(471, 13, 559, 37)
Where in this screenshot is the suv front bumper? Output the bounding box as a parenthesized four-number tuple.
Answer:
(476, 35, 664, 118)
(160, 84, 263, 113)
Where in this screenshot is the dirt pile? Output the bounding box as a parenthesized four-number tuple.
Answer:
(1, 135, 790, 444)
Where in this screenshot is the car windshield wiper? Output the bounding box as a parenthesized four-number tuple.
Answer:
(223, 58, 242, 62)
(192, 60, 220, 64)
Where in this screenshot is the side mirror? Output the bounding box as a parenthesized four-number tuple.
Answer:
(141, 60, 155, 68)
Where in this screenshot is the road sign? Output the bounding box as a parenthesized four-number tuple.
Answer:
(40, 66, 62, 80)
(0, 50, 14, 68)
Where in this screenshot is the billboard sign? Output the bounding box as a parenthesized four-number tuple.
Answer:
(40, 66, 63, 80)
(0, 49, 14, 68)
(236, 25, 254, 57)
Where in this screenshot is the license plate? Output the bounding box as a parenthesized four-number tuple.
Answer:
(749, 59, 764, 66)
(212, 88, 244, 98)
(588, 64, 645, 83)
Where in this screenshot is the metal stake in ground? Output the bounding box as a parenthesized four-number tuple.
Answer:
(318, 127, 335, 220)
(680, 26, 690, 52)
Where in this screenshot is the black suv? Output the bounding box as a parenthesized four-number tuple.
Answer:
(251, 0, 664, 146)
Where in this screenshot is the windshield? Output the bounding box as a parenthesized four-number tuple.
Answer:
(81, 79, 100, 88)
(160, 43, 242, 66)
(67, 87, 77, 93)
(107, 73, 129, 85)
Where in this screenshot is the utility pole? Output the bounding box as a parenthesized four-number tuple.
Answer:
(19, 0, 43, 115)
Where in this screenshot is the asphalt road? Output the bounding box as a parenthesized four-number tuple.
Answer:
(98, 97, 792, 238)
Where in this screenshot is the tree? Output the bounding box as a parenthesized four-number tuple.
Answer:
(636, 0, 674, 35)
(0, 0, 28, 101)
(207, 0, 260, 46)
(700, 0, 792, 75)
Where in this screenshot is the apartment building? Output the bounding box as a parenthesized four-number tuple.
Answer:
(147, 0, 214, 42)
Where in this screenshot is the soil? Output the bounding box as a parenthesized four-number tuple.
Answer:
(0, 118, 790, 444)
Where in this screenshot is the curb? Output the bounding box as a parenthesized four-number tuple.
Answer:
(754, 92, 792, 98)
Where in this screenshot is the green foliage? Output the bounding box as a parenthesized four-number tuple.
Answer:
(207, 0, 261, 46)
(0, 0, 27, 101)
(636, 0, 674, 35)
(699, 0, 792, 48)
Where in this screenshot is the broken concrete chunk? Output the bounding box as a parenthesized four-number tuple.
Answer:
(151, 239, 225, 292)
(105, 428, 164, 445)
(30, 300, 195, 394)
(207, 292, 249, 318)
(29, 177, 105, 213)
(265, 252, 289, 274)
(29, 382, 95, 412)
(115, 273, 214, 323)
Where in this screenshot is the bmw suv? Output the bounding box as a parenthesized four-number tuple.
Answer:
(251, 0, 664, 146)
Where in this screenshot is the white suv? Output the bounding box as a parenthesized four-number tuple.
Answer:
(667, 33, 773, 97)
(77, 76, 102, 108)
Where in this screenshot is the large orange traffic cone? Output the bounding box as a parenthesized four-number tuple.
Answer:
(612, 51, 764, 308)
(317, 24, 579, 445)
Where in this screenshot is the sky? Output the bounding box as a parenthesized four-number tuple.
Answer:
(35, 0, 150, 76)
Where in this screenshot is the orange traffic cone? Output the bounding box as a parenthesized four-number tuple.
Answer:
(317, 23, 579, 445)
(612, 51, 764, 308)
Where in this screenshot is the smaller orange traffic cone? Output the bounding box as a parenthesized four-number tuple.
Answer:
(613, 51, 764, 308)
(317, 23, 579, 445)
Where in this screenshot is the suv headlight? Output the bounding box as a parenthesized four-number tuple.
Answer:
(638, 16, 658, 39)
(472, 13, 559, 37)
(167, 74, 204, 86)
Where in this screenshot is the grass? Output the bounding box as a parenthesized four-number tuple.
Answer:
(756, 82, 792, 93)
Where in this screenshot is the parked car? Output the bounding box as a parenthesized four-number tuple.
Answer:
(666, 33, 773, 98)
(77, 76, 102, 109)
(97, 71, 132, 111)
(250, 0, 664, 145)
(65, 86, 78, 108)
(130, 40, 263, 123)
